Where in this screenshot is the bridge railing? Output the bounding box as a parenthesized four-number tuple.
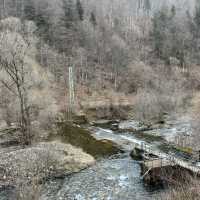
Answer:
(136, 141, 200, 173)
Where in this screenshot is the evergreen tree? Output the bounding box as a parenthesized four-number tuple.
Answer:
(24, 0, 36, 21)
(194, 0, 200, 38)
(171, 5, 176, 17)
(151, 7, 169, 59)
(138, 0, 142, 10)
(62, 0, 77, 29)
(90, 12, 97, 27)
(144, 0, 151, 15)
(35, 2, 52, 43)
(151, 6, 186, 65)
(55, 0, 78, 53)
(186, 0, 200, 63)
(76, 0, 84, 21)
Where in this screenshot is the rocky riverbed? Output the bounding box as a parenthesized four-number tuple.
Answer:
(41, 157, 164, 200)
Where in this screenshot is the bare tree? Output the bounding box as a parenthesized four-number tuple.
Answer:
(0, 23, 31, 145)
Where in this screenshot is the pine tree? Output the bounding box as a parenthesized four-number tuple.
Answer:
(151, 6, 182, 64)
(35, 1, 52, 43)
(76, 0, 84, 21)
(16, 0, 24, 18)
(171, 5, 176, 18)
(0, 0, 6, 19)
(186, 0, 200, 63)
(194, 0, 200, 38)
(144, 0, 151, 15)
(55, 0, 78, 53)
(151, 8, 169, 58)
(24, 0, 36, 21)
(90, 12, 97, 27)
(62, 0, 76, 29)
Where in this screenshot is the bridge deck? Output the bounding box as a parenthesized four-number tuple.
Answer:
(90, 128, 200, 174)
(134, 142, 200, 174)
(143, 159, 174, 169)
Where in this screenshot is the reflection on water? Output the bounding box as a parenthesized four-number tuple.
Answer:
(50, 123, 121, 158)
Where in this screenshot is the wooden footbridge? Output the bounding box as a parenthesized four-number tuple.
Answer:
(89, 128, 200, 179)
(134, 142, 200, 178)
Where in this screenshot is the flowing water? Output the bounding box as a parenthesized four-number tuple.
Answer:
(40, 122, 170, 200)
(41, 157, 164, 200)
(0, 116, 192, 200)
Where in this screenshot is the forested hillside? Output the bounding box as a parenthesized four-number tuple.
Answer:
(1, 0, 200, 138)
(1, 1, 200, 199)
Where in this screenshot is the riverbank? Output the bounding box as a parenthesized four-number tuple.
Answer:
(0, 141, 95, 199)
(0, 113, 198, 200)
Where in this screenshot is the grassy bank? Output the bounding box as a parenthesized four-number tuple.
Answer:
(50, 122, 121, 158)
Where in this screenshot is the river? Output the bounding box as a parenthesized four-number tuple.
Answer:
(41, 156, 165, 200)
(40, 119, 179, 200)
(0, 116, 192, 200)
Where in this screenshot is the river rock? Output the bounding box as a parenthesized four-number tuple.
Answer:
(130, 148, 144, 160)
(119, 120, 148, 132)
(0, 141, 95, 187)
(73, 114, 88, 124)
(91, 120, 120, 131)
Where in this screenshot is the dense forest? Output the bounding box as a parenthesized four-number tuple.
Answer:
(1, 0, 200, 199)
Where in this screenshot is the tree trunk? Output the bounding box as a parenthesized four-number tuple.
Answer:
(17, 85, 31, 146)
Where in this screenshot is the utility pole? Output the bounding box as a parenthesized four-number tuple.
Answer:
(68, 64, 75, 120)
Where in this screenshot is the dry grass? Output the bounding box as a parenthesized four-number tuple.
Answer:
(161, 181, 200, 200)
(158, 165, 200, 200)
